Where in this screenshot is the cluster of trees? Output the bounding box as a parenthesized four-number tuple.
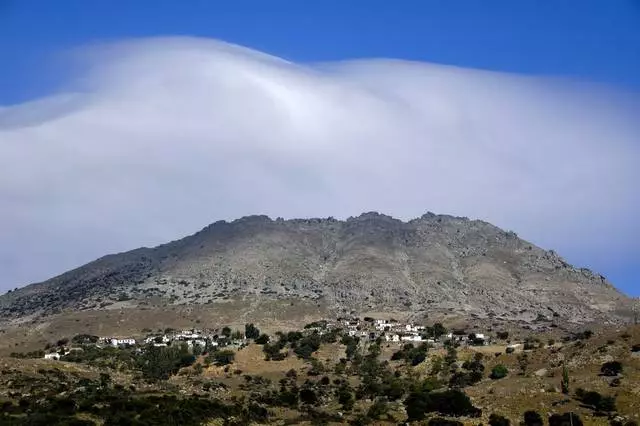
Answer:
(138, 344, 196, 380)
(482, 411, 583, 426)
(260, 329, 337, 361)
(205, 349, 235, 367)
(1, 375, 267, 426)
(405, 388, 481, 421)
(449, 353, 484, 388)
(391, 342, 429, 366)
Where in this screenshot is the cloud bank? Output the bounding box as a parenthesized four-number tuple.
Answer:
(1, 37, 639, 292)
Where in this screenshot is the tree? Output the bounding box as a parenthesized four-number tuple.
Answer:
(299, 387, 318, 405)
(490, 364, 508, 380)
(576, 389, 616, 412)
(366, 398, 390, 420)
(497, 331, 509, 340)
(444, 346, 458, 368)
(429, 419, 463, 426)
(601, 361, 623, 376)
(561, 362, 570, 394)
(208, 350, 235, 366)
(139, 344, 196, 380)
(433, 323, 447, 339)
(294, 334, 321, 359)
(244, 323, 260, 340)
(337, 385, 355, 411)
(489, 413, 510, 426)
(549, 413, 583, 426)
(221, 326, 231, 338)
(255, 334, 270, 344)
(523, 411, 543, 426)
(517, 353, 529, 376)
(404, 389, 481, 421)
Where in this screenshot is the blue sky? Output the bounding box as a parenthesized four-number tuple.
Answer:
(0, 1, 638, 296)
(1, 0, 640, 103)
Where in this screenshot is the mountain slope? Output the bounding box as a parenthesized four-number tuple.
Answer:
(0, 212, 632, 324)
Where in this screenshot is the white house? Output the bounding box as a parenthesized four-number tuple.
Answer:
(44, 353, 60, 360)
(401, 334, 423, 342)
(111, 338, 136, 347)
(384, 334, 400, 343)
(187, 339, 206, 348)
(145, 335, 170, 344)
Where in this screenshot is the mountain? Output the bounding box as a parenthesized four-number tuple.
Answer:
(0, 212, 632, 324)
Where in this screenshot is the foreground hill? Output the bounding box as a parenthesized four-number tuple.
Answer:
(0, 212, 632, 324)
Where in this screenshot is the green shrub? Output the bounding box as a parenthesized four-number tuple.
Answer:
(255, 334, 270, 344)
(601, 361, 623, 376)
(404, 389, 481, 421)
(489, 413, 510, 426)
(208, 350, 235, 366)
(549, 413, 583, 426)
(429, 419, 464, 426)
(490, 364, 508, 379)
(523, 410, 544, 426)
(337, 385, 354, 411)
(244, 323, 260, 340)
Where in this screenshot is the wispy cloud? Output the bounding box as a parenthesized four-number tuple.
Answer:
(1, 37, 638, 291)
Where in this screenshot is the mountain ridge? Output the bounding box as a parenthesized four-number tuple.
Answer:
(0, 212, 632, 324)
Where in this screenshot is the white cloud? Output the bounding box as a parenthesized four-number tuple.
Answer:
(1, 37, 638, 290)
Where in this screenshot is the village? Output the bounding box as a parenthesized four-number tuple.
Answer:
(41, 316, 508, 361)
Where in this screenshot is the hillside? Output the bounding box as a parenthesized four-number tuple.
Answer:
(0, 212, 632, 324)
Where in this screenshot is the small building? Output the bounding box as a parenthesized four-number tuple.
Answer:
(44, 353, 60, 360)
(384, 334, 400, 343)
(187, 339, 206, 348)
(401, 334, 423, 342)
(110, 338, 136, 347)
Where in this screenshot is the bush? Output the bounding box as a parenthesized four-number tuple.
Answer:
(294, 334, 321, 359)
(366, 398, 389, 420)
(576, 389, 617, 412)
(549, 413, 583, 426)
(496, 331, 509, 340)
(208, 350, 235, 366)
(601, 361, 623, 376)
(631, 344, 640, 353)
(490, 364, 508, 379)
(489, 413, 510, 426)
(523, 410, 544, 426)
(337, 386, 355, 411)
(505, 347, 515, 354)
(299, 387, 318, 405)
(404, 389, 481, 421)
(255, 334, 270, 344)
(244, 323, 260, 340)
(139, 344, 196, 380)
(429, 419, 464, 426)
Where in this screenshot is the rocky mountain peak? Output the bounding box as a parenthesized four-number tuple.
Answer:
(0, 212, 632, 325)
